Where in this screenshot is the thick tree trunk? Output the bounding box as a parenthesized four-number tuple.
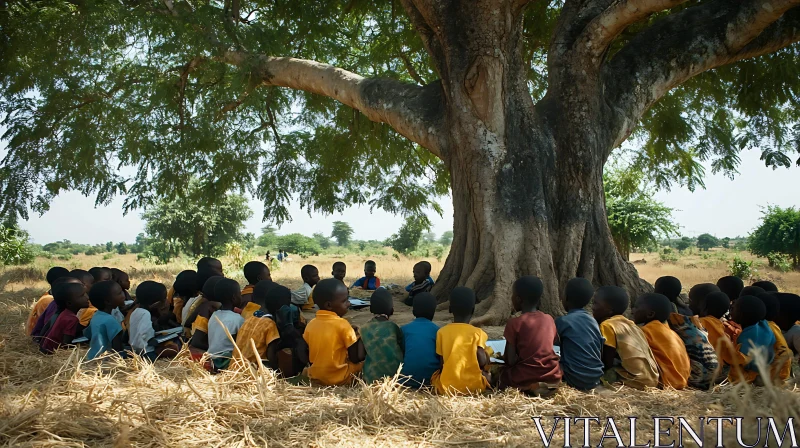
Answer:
(420, 0, 649, 325)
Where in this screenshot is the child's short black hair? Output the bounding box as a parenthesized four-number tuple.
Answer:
(752, 281, 778, 293)
(370, 288, 394, 315)
(69, 269, 94, 285)
(314, 278, 347, 306)
(636, 293, 672, 323)
(596, 286, 629, 315)
(414, 261, 432, 274)
(197, 257, 222, 271)
(565, 277, 594, 309)
(654, 276, 681, 302)
(46, 267, 70, 285)
(214, 278, 241, 308)
(736, 295, 766, 327)
(364, 260, 377, 269)
(717, 276, 744, 302)
(777, 293, 800, 323)
(110, 267, 127, 281)
(513, 276, 544, 307)
(253, 280, 276, 307)
(412, 292, 437, 320)
(88, 280, 120, 310)
(265, 284, 291, 315)
(450, 286, 476, 317)
(688, 283, 720, 303)
(88, 267, 112, 283)
(202, 276, 224, 301)
(135, 281, 167, 309)
(244, 261, 269, 285)
(300, 264, 318, 279)
(741, 285, 766, 298)
(52, 281, 85, 310)
(755, 292, 779, 321)
(173, 270, 199, 297)
(704, 291, 731, 318)
(332, 261, 346, 270)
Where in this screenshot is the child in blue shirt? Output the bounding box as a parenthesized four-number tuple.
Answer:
(400, 292, 441, 388)
(555, 278, 604, 390)
(84, 280, 127, 360)
(352, 260, 381, 290)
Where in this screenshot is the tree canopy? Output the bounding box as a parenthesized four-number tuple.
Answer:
(330, 221, 354, 247)
(388, 216, 430, 255)
(696, 233, 720, 251)
(748, 205, 800, 268)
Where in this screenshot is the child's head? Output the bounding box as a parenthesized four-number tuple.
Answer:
(244, 261, 271, 286)
(89, 267, 113, 283)
(202, 276, 224, 302)
(197, 257, 224, 277)
(135, 281, 168, 311)
(592, 286, 629, 323)
(69, 269, 94, 292)
(110, 268, 131, 291)
(512, 276, 543, 312)
(632, 293, 671, 325)
(315, 278, 350, 317)
(688, 283, 720, 316)
(214, 278, 243, 310)
(654, 276, 681, 302)
(332, 261, 347, 282)
(703, 291, 731, 319)
(564, 277, 594, 311)
(449, 286, 476, 321)
(716, 276, 744, 302)
(45, 267, 70, 286)
(88, 280, 126, 312)
(755, 292, 779, 322)
(264, 284, 291, 315)
(300, 265, 321, 287)
(731, 295, 766, 328)
(413, 261, 432, 282)
(173, 270, 200, 298)
(740, 285, 766, 298)
(775, 293, 800, 331)
(53, 281, 89, 313)
(252, 279, 277, 309)
(370, 288, 394, 317)
(752, 281, 778, 293)
(412, 292, 437, 321)
(364, 260, 377, 278)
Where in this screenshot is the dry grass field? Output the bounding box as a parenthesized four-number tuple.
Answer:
(1, 250, 799, 447)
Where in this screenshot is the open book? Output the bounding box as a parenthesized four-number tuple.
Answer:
(486, 339, 561, 364)
(154, 327, 183, 344)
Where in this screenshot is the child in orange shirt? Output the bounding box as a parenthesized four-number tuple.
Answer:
(303, 279, 364, 386)
(633, 293, 691, 390)
(27, 266, 69, 335)
(237, 281, 283, 367)
(431, 286, 490, 395)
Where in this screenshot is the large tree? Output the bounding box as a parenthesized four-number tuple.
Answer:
(2, 1, 799, 323)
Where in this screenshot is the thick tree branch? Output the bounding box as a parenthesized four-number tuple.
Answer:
(222, 52, 446, 158)
(603, 2, 800, 149)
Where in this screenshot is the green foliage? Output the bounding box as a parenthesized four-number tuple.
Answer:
(439, 231, 454, 247)
(604, 168, 678, 259)
(729, 256, 755, 279)
(0, 226, 35, 266)
(116, 242, 128, 255)
(225, 242, 245, 270)
(313, 232, 332, 250)
(388, 216, 430, 255)
(674, 237, 694, 252)
(659, 247, 679, 263)
(102, 253, 115, 260)
(85, 247, 99, 256)
(696, 233, 720, 251)
(767, 252, 793, 273)
(130, 234, 147, 254)
(141, 182, 252, 260)
(721, 237, 731, 248)
(275, 234, 321, 256)
(257, 226, 278, 249)
(330, 221, 354, 247)
(422, 232, 437, 244)
(105, 241, 113, 252)
(748, 206, 800, 268)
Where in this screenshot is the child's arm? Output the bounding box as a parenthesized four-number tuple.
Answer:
(190, 331, 210, 350)
(296, 339, 310, 366)
(477, 346, 489, 369)
(503, 343, 518, 366)
(111, 332, 124, 352)
(266, 340, 280, 370)
(62, 333, 76, 345)
(348, 339, 366, 363)
(602, 345, 617, 369)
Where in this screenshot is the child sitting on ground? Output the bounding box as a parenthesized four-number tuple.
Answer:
(237, 281, 281, 368)
(687, 283, 720, 316)
(304, 279, 365, 386)
(431, 286, 490, 395)
(40, 281, 90, 354)
(556, 278, 604, 391)
(403, 261, 435, 306)
(352, 260, 380, 290)
(654, 276, 692, 316)
(361, 289, 404, 383)
(775, 293, 800, 356)
(84, 280, 126, 360)
(717, 276, 745, 339)
(756, 292, 792, 383)
(332, 261, 347, 283)
(696, 291, 739, 380)
(27, 266, 69, 335)
(499, 276, 562, 396)
(79, 267, 113, 329)
(270, 282, 309, 377)
(730, 295, 775, 385)
(752, 281, 778, 292)
(182, 258, 223, 325)
(32, 276, 84, 341)
(207, 278, 246, 370)
(241, 261, 272, 315)
(291, 265, 320, 311)
(129, 281, 179, 361)
(400, 292, 441, 388)
(187, 276, 224, 352)
(633, 293, 692, 390)
(171, 270, 199, 323)
(109, 268, 131, 324)
(593, 286, 659, 389)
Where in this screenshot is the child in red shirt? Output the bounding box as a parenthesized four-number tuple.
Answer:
(40, 281, 90, 354)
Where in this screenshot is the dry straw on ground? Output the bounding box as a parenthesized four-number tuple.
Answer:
(1, 254, 799, 447)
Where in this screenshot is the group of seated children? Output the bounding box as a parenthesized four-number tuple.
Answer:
(26, 259, 800, 395)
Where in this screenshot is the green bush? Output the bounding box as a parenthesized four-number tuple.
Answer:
(767, 252, 793, 273)
(57, 254, 72, 261)
(729, 256, 755, 279)
(0, 226, 35, 266)
(102, 253, 115, 261)
(85, 248, 99, 256)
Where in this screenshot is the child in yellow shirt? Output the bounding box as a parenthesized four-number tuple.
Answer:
(303, 279, 364, 386)
(27, 266, 69, 335)
(632, 293, 691, 390)
(431, 286, 490, 395)
(237, 281, 283, 367)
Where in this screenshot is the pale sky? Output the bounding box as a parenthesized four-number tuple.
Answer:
(14, 149, 800, 244)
